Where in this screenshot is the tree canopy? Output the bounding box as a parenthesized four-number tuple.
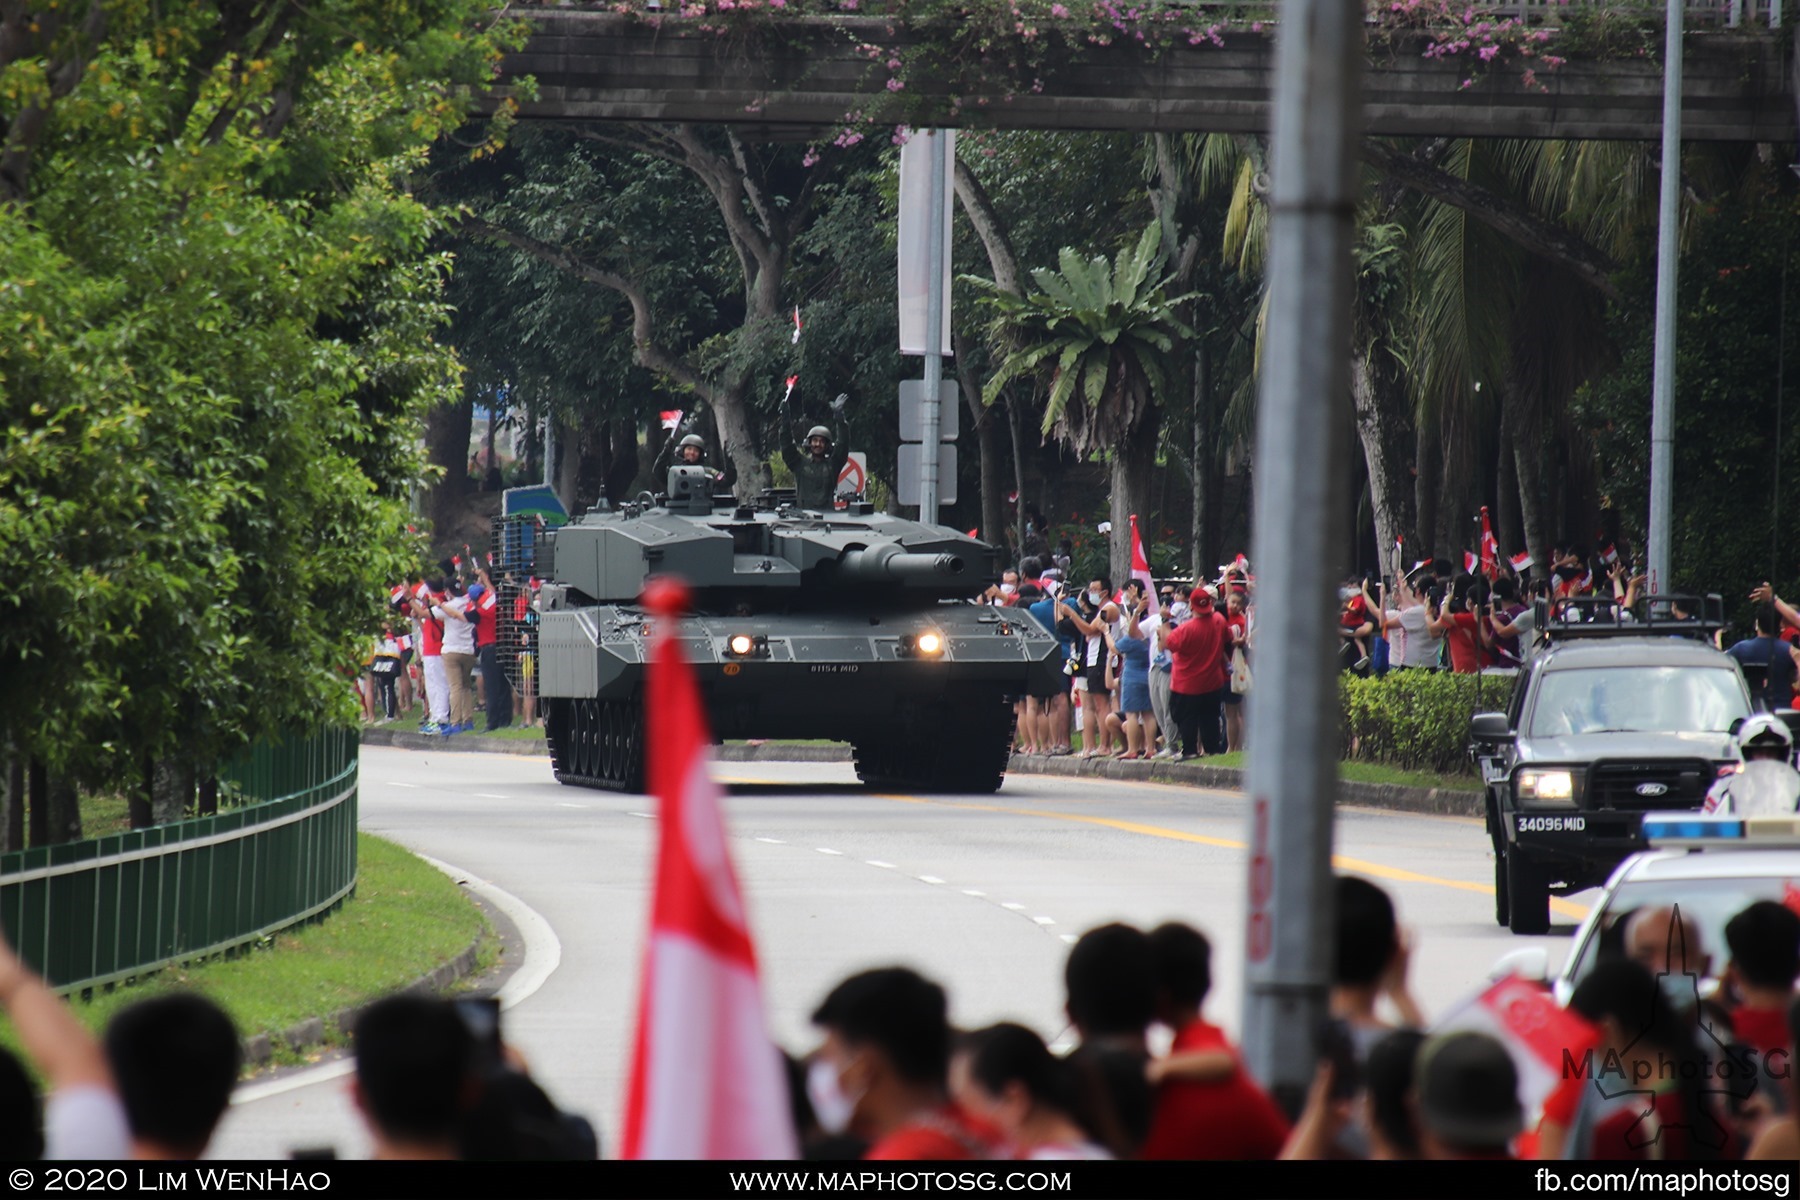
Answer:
(0, 0, 523, 809)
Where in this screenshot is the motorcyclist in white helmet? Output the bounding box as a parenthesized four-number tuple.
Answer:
(1702, 713, 1800, 816)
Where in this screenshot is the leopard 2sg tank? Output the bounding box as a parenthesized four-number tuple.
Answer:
(533, 465, 1062, 794)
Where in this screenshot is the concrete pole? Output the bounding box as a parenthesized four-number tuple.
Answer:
(1647, 0, 1684, 590)
(918, 130, 949, 526)
(1240, 0, 1362, 1112)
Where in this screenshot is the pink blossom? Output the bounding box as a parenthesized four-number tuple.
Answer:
(1477, 43, 1498, 61)
(802, 148, 820, 166)
(886, 77, 904, 90)
(1050, 2, 1068, 14)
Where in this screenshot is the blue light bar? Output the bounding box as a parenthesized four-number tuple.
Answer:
(1642, 816, 1745, 843)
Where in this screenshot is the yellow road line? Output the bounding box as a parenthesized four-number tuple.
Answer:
(880, 794, 1589, 920)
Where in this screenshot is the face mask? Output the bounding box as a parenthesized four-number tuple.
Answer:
(806, 1057, 861, 1136)
(1000, 583, 1017, 595)
(1657, 971, 1700, 1017)
(1087, 591, 1103, 607)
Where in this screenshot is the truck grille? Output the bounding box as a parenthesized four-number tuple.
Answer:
(1587, 760, 1712, 811)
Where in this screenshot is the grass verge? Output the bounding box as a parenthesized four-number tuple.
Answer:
(0, 833, 491, 1070)
(1198, 752, 1481, 793)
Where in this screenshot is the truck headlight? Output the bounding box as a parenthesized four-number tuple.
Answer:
(1517, 769, 1576, 806)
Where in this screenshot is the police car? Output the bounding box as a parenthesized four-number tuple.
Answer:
(1552, 814, 1800, 1005)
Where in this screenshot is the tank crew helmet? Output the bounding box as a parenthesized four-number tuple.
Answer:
(805, 425, 832, 454)
(678, 434, 706, 463)
(1736, 713, 1794, 761)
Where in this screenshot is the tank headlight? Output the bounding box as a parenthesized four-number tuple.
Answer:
(916, 632, 943, 655)
(728, 634, 755, 656)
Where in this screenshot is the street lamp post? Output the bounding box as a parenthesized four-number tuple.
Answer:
(1647, 0, 1684, 590)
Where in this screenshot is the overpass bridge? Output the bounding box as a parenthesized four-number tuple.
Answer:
(504, 5, 1796, 142)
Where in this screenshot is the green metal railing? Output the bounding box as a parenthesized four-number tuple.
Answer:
(0, 728, 359, 993)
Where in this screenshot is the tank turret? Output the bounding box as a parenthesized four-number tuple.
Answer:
(527, 467, 1061, 794)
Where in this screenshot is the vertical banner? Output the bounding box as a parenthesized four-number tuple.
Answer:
(897, 129, 955, 357)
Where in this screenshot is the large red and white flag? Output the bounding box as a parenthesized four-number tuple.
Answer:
(1479, 507, 1500, 581)
(1128, 514, 1158, 616)
(621, 579, 798, 1160)
(1432, 974, 1598, 1119)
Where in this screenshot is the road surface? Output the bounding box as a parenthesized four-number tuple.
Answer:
(208, 746, 1586, 1159)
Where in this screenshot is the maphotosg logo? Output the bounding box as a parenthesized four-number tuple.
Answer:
(1559, 904, 1779, 1153)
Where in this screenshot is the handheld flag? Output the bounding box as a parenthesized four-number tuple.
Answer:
(1510, 551, 1534, 574)
(1432, 974, 1598, 1120)
(792, 306, 803, 344)
(1129, 515, 1159, 616)
(783, 375, 798, 406)
(621, 578, 798, 1161)
(1479, 507, 1500, 581)
(1598, 542, 1618, 567)
(659, 409, 684, 431)
(1463, 551, 1479, 575)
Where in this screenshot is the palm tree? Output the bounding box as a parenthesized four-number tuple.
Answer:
(971, 222, 1194, 584)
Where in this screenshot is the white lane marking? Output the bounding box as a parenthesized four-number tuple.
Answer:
(755, 837, 786, 845)
(476, 793, 509, 799)
(917, 875, 945, 885)
(557, 803, 590, 809)
(1001, 902, 1027, 911)
(865, 860, 897, 869)
(1033, 916, 1057, 926)
(1060, 934, 1080, 945)
(385, 782, 419, 788)
(816, 847, 843, 856)
(230, 854, 561, 1106)
(627, 811, 654, 819)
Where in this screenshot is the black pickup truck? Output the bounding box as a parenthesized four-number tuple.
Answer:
(1468, 596, 1750, 934)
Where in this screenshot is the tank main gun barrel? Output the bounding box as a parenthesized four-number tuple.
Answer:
(836, 545, 965, 583)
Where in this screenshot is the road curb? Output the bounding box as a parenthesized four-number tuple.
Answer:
(240, 932, 486, 1071)
(361, 726, 550, 756)
(1003, 753, 1482, 817)
(356, 727, 1480, 817)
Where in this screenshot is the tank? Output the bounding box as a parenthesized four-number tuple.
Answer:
(529, 465, 1062, 793)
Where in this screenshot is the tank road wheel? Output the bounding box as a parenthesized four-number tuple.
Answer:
(597, 698, 647, 793)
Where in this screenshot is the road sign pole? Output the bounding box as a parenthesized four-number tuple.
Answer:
(1240, 0, 1362, 1114)
(919, 130, 949, 525)
(1647, 0, 1684, 591)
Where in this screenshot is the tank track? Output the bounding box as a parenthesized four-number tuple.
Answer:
(852, 703, 1016, 794)
(545, 696, 646, 793)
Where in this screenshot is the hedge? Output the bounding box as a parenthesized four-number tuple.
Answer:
(1340, 671, 1515, 776)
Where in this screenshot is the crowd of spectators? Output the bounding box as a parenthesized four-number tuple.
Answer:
(360, 554, 542, 736)
(994, 556, 1255, 760)
(0, 863, 1795, 1162)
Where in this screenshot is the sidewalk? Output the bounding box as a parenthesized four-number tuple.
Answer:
(359, 726, 1482, 818)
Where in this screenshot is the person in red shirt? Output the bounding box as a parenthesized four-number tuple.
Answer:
(807, 968, 995, 1160)
(1165, 587, 1228, 758)
(1723, 901, 1800, 1056)
(1140, 922, 1289, 1159)
(472, 566, 509, 733)
(1427, 576, 1492, 675)
(1565, 959, 1735, 1160)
